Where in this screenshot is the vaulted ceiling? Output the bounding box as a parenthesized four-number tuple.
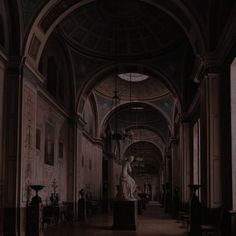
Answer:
(59, 0, 185, 59)
(14, 0, 236, 173)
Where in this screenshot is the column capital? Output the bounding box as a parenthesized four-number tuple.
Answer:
(179, 112, 193, 124)
(169, 136, 179, 145)
(193, 52, 227, 83)
(180, 118, 192, 124)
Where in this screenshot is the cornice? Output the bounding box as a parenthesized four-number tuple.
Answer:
(82, 130, 103, 147)
(192, 53, 229, 83)
(37, 89, 71, 119)
(75, 114, 86, 130)
(24, 60, 45, 83)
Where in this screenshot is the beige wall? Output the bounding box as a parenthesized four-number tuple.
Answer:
(77, 134, 103, 200)
(21, 80, 70, 206)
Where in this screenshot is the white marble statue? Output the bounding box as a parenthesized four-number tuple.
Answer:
(118, 155, 136, 200)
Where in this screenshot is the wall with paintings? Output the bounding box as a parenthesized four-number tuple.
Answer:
(21, 79, 70, 207)
(83, 98, 95, 137)
(77, 133, 103, 200)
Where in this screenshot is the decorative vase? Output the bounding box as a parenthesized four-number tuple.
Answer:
(29, 185, 44, 204)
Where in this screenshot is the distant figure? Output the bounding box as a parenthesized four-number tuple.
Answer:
(79, 189, 85, 199)
(118, 156, 136, 200)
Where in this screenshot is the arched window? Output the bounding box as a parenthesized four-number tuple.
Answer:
(47, 56, 57, 96)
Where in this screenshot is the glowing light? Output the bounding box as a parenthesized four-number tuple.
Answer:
(118, 73, 148, 82)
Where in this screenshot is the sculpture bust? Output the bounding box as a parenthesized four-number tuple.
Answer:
(118, 155, 136, 201)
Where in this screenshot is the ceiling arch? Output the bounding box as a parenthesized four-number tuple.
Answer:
(76, 63, 181, 114)
(2, 0, 23, 55)
(100, 101, 170, 142)
(123, 141, 163, 176)
(94, 74, 169, 101)
(120, 127, 165, 158)
(141, 0, 207, 56)
(23, 0, 207, 68)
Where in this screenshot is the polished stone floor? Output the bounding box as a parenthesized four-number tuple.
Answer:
(44, 202, 187, 236)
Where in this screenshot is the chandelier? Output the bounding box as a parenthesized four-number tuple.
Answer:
(110, 11, 133, 141)
(111, 72, 133, 141)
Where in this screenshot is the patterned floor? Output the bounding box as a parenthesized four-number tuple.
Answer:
(44, 202, 187, 236)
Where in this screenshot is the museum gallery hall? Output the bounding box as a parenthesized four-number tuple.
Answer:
(1, 0, 236, 235)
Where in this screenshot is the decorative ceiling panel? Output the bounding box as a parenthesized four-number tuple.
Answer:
(94, 74, 169, 101)
(60, 0, 186, 59)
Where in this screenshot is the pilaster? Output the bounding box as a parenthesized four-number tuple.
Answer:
(3, 61, 22, 235)
(200, 73, 222, 208)
(180, 121, 191, 202)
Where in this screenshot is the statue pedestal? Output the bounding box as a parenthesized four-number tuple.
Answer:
(112, 200, 138, 230)
(138, 200, 143, 215)
(26, 185, 44, 235)
(26, 203, 43, 236)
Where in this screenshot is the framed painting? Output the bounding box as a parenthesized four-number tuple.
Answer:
(44, 122, 55, 165)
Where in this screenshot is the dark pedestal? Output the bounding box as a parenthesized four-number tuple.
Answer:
(78, 198, 86, 221)
(112, 200, 138, 230)
(26, 203, 42, 236)
(138, 200, 143, 215)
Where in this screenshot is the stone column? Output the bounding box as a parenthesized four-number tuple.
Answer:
(171, 138, 180, 191)
(76, 116, 86, 219)
(164, 153, 171, 212)
(200, 73, 222, 208)
(0, 57, 5, 234)
(179, 121, 191, 203)
(230, 59, 236, 235)
(3, 62, 22, 235)
(165, 154, 171, 183)
(67, 117, 78, 218)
